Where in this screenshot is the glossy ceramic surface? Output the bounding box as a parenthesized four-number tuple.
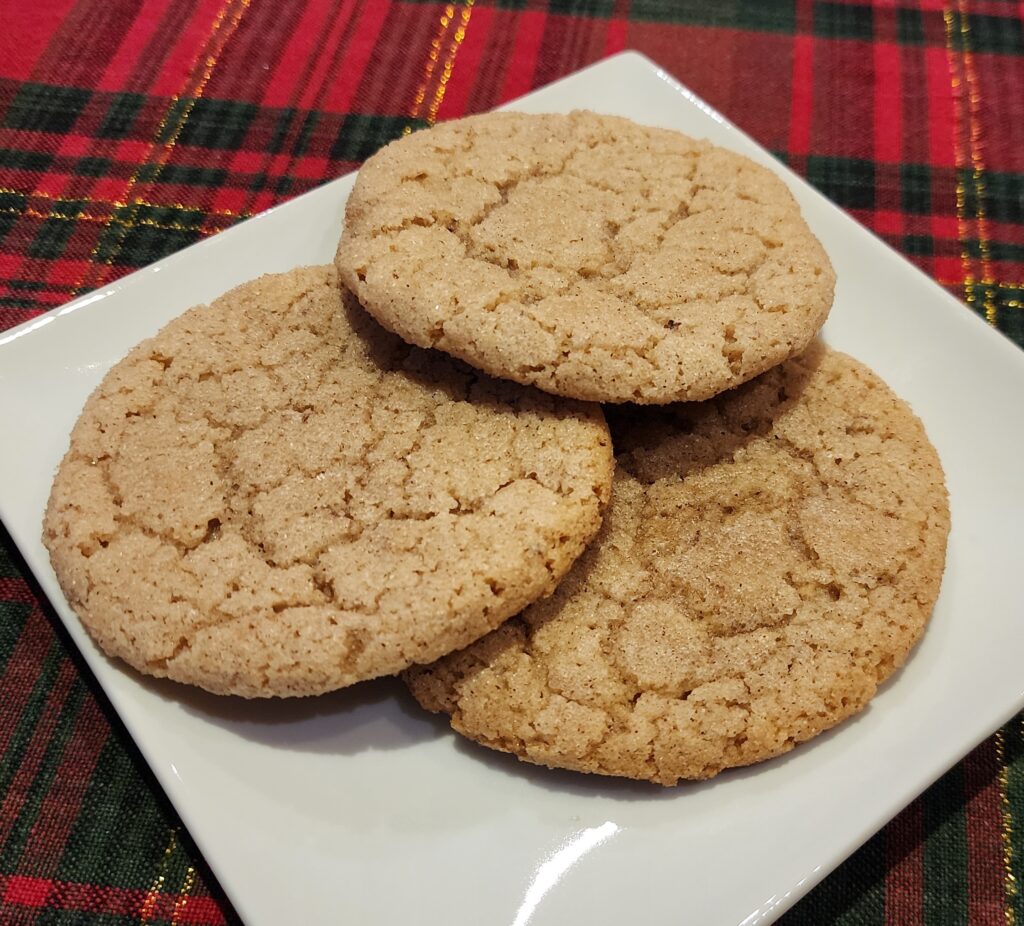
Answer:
(2, 52, 1023, 926)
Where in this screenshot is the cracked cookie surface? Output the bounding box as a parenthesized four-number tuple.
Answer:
(43, 266, 613, 698)
(406, 345, 950, 783)
(336, 111, 835, 405)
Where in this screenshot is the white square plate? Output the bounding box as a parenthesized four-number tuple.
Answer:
(2, 52, 1023, 926)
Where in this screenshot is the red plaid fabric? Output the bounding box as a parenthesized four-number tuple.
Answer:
(1, 2, 1023, 923)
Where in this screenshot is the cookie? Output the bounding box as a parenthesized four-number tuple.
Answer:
(336, 110, 835, 405)
(43, 266, 613, 698)
(406, 345, 950, 783)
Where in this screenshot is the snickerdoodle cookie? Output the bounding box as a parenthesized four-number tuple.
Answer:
(337, 111, 834, 404)
(43, 266, 613, 698)
(406, 345, 949, 783)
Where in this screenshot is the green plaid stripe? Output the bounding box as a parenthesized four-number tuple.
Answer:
(0, 149, 53, 171)
(0, 147, 1012, 224)
(0, 542, 238, 923)
(3, 84, 91, 134)
(813, 2, 875, 42)
(0, 600, 31, 677)
(98, 92, 146, 139)
(0, 80, 420, 159)
(807, 155, 876, 210)
(4, 141, 1020, 344)
(789, 838, 887, 924)
(922, 765, 969, 924)
(0, 667, 85, 873)
(329, 113, 426, 161)
(175, 98, 258, 150)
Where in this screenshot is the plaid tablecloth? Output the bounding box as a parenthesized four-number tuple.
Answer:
(1, 1, 1022, 923)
